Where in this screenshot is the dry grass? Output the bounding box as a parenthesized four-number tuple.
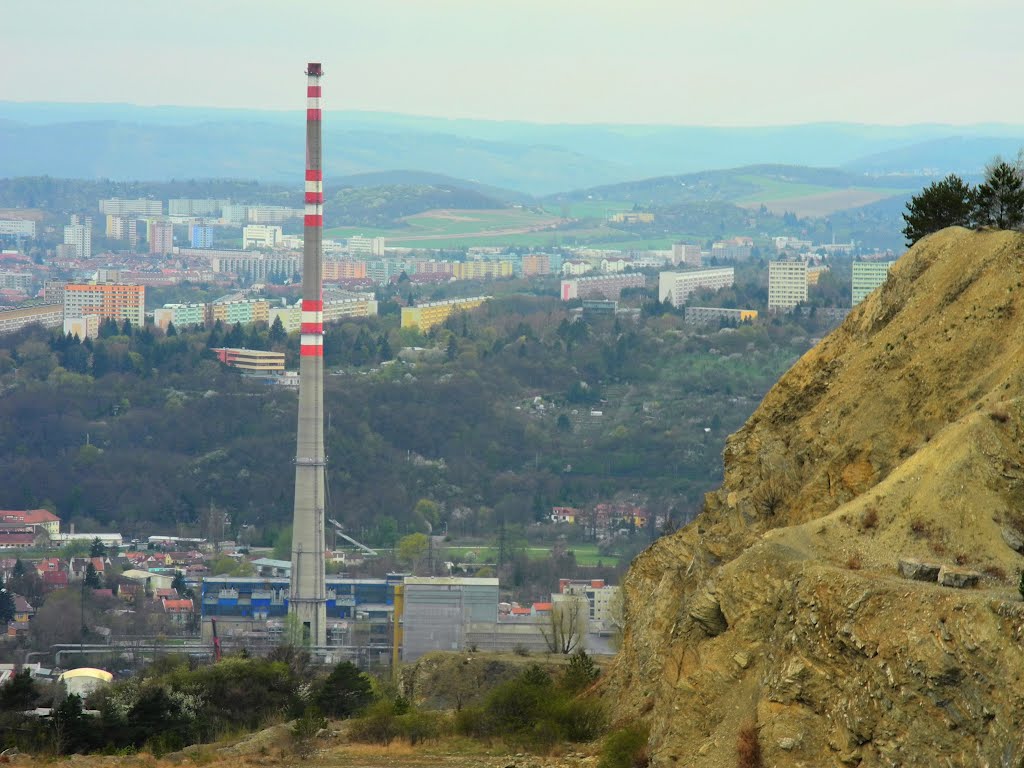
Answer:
(736, 720, 763, 768)
(846, 552, 863, 570)
(860, 507, 879, 531)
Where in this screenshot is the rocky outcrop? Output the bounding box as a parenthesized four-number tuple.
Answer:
(610, 229, 1024, 766)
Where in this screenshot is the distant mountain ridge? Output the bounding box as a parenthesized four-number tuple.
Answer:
(2, 103, 1024, 195)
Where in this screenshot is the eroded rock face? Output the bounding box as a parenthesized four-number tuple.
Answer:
(609, 229, 1024, 767)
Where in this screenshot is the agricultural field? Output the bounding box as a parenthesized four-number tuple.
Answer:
(324, 207, 564, 246)
(444, 543, 623, 568)
(732, 173, 912, 217)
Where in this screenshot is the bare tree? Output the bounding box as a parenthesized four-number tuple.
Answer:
(540, 596, 587, 654)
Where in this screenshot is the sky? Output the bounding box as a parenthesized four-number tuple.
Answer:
(3, 0, 1022, 126)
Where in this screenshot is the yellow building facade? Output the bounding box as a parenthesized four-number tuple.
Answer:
(400, 296, 490, 331)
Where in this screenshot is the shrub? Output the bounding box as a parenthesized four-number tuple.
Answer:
(561, 649, 600, 693)
(454, 705, 492, 739)
(599, 723, 650, 768)
(1018, 571, 1024, 600)
(846, 552, 862, 570)
(347, 700, 399, 745)
(315, 660, 373, 719)
(554, 696, 606, 742)
(395, 710, 450, 745)
(860, 507, 879, 530)
(291, 707, 326, 759)
(737, 720, 762, 768)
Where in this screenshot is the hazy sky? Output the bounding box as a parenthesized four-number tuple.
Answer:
(4, 0, 1021, 126)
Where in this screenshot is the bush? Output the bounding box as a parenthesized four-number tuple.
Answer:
(562, 649, 600, 693)
(347, 700, 399, 745)
(395, 710, 451, 745)
(454, 705, 492, 740)
(553, 696, 606, 742)
(291, 707, 327, 759)
(315, 660, 373, 719)
(737, 720, 762, 768)
(599, 723, 649, 768)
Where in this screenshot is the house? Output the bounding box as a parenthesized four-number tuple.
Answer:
(69, 557, 107, 582)
(0, 509, 60, 538)
(550, 507, 579, 524)
(7, 595, 35, 638)
(160, 597, 194, 625)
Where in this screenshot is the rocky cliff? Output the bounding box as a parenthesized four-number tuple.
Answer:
(610, 228, 1024, 767)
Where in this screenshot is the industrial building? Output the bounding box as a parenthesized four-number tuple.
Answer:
(767, 260, 809, 310)
(852, 260, 895, 305)
(213, 348, 285, 374)
(657, 268, 735, 307)
(399, 576, 500, 661)
(400, 296, 490, 331)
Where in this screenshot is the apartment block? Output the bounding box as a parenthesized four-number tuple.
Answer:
(242, 225, 282, 250)
(246, 206, 302, 224)
(852, 260, 895, 305)
(323, 259, 368, 281)
(767, 260, 809, 310)
(0, 272, 33, 292)
(401, 296, 489, 331)
(99, 198, 163, 217)
(672, 243, 701, 267)
(190, 225, 214, 249)
(348, 236, 385, 257)
(168, 199, 226, 217)
(64, 314, 100, 340)
(209, 298, 270, 327)
(154, 303, 206, 331)
(0, 304, 64, 336)
(521, 254, 551, 277)
(64, 283, 145, 326)
(561, 272, 645, 301)
(210, 253, 300, 283)
(0, 220, 36, 238)
(657, 268, 735, 307)
(684, 306, 758, 326)
(149, 220, 174, 256)
(63, 215, 92, 259)
(452, 260, 513, 281)
(270, 292, 378, 332)
(711, 237, 753, 261)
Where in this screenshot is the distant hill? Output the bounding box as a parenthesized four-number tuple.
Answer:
(3, 103, 1024, 195)
(335, 170, 528, 204)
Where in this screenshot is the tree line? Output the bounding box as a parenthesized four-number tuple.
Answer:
(902, 157, 1024, 245)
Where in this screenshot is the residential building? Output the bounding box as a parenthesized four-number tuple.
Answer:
(347, 236, 385, 257)
(451, 260, 513, 281)
(242, 225, 283, 250)
(190, 225, 214, 249)
(852, 260, 895, 305)
(161, 597, 195, 625)
(149, 220, 174, 256)
(657, 268, 735, 307)
(711, 237, 753, 261)
(100, 198, 163, 217)
(213, 348, 285, 374)
(208, 298, 270, 327)
(600, 257, 627, 273)
(323, 259, 367, 281)
(63, 283, 145, 326)
(561, 273, 645, 301)
(270, 292, 377, 332)
(806, 264, 830, 286)
(684, 306, 758, 326)
(0, 220, 36, 238)
(211, 253, 299, 283)
(0, 509, 60, 537)
(672, 243, 701, 267)
(561, 260, 593, 277)
(106, 215, 139, 248)
(64, 314, 100, 340)
(168, 199, 226, 217)
(557, 578, 620, 634)
(63, 215, 92, 259)
(366, 259, 407, 284)
(401, 296, 489, 331)
(768, 260, 809, 310)
(246, 205, 303, 224)
(521, 254, 551, 277)
(154, 303, 206, 331)
(0, 272, 32, 292)
(221, 204, 248, 225)
(0, 304, 64, 336)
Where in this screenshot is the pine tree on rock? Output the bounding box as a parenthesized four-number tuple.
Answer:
(973, 162, 1024, 230)
(901, 174, 975, 246)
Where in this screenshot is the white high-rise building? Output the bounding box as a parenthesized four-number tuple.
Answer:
(63, 215, 92, 259)
(852, 260, 895, 305)
(99, 198, 163, 217)
(768, 260, 809, 310)
(658, 268, 735, 307)
(243, 225, 283, 250)
(0, 220, 36, 238)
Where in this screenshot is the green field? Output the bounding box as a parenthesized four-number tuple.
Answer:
(542, 199, 636, 219)
(324, 207, 562, 244)
(444, 543, 621, 568)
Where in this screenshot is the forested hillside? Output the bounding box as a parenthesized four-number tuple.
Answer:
(0, 296, 826, 546)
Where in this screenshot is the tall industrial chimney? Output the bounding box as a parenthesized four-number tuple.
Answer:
(289, 62, 327, 647)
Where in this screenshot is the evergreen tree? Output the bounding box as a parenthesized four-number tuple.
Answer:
(0, 580, 15, 624)
(89, 536, 107, 558)
(12, 559, 25, 579)
(166, 321, 177, 337)
(269, 315, 287, 345)
(314, 661, 373, 718)
(84, 563, 102, 589)
(377, 333, 392, 362)
(121, 318, 132, 336)
(973, 161, 1024, 230)
(901, 174, 975, 246)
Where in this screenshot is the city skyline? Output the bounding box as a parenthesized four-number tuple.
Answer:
(3, 0, 1023, 127)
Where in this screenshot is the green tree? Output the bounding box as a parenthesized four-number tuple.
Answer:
(0, 668, 37, 711)
(314, 660, 373, 718)
(561, 648, 600, 692)
(84, 562, 102, 588)
(973, 161, 1024, 230)
(901, 174, 975, 246)
(0, 580, 15, 623)
(166, 321, 178, 337)
(269, 315, 288, 345)
(397, 533, 429, 571)
(89, 536, 107, 558)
